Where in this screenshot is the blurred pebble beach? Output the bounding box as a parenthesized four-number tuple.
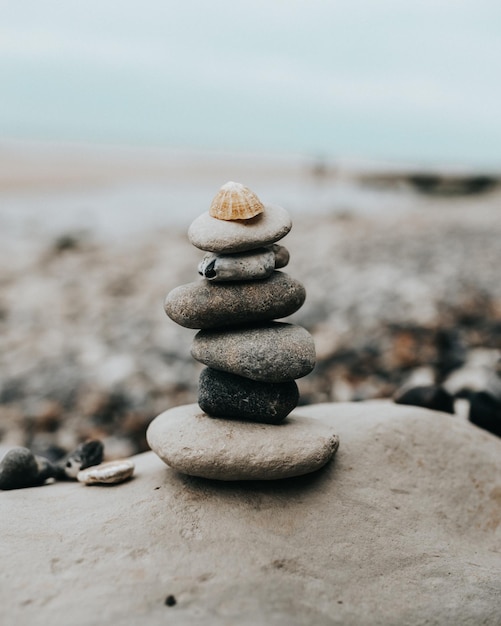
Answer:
(1, 141, 501, 458)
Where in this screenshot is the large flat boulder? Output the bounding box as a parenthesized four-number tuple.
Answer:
(0, 402, 499, 625)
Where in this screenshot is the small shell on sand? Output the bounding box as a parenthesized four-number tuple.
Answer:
(209, 181, 264, 221)
(77, 459, 135, 485)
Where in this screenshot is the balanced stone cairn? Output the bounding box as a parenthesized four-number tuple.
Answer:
(147, 182, 339, 480)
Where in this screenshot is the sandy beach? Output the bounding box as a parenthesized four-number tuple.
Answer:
(1, 141, 501, 457)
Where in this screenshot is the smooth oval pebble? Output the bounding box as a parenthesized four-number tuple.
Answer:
(188, 204, 292, 253)
(77, 460, 135, 485)
(0, 447, 44, 490)
(146, 404, 340, 481)
(192, 322, 316, 382)
(198, 368, 299, 424)
(165, 271, 306, 329)
(198, 247, 275, 282)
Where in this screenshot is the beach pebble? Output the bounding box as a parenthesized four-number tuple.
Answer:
(77, 459, 135, 485)
(56, 440, 104, 479)
(0, 447, 55, 490)
(468, 391, 501, 437)
(188, 204, 292, 253)
(198, 368, 299, 424)
(270, 244, 290, 269)
(165, 271, 305, 329)
(198, 247, 275, 282)
(192, 322, 316, 382)
(146, 403, 339, 480)
(394, 385, 455, 414)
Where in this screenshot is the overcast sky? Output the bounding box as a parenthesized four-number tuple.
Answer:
(1, 0, 500, 166)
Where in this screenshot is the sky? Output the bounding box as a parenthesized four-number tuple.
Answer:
(0, 0, 500, 166)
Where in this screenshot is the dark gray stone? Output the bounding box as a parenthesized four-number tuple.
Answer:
(394, 385, 455, 414)
(55, 440, 105, 479)
(468, 391, 501, 437)
(192, 322, 316, 382)
(164, 271, 306, 329)
(198, 368, 299, 424)
(0, 447, 55, 490)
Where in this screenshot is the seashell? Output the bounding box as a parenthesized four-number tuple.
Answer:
(77, 459, 135, 485)
(209, 181, 265, 221)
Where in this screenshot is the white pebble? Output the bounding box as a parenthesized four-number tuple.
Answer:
(77, 459, 135, 485)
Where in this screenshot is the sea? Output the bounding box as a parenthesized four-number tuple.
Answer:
(1, 1, 500, 169)
(1, 1, 500, 241)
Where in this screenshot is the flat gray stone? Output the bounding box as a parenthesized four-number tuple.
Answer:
(198, 248, 275, 282)
(146, 403, 339, 480)
(192, 322, 316, 382)
(198, 368, 299, 423)
(164, 271, 305, 329)
(1, 402, 500, 625)
(188, 204, 292, 253)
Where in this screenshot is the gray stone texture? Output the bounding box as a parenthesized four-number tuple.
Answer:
(0, 447, 52, 490)
(192, 322, 316, 382)
(164, 271, 306, 329)
(1, 402, 500, 625)
(147, 402, 338, 479)
(197, 248, 275, 282)
(197, 368, 299, 424)
(188, 204, 292, 253)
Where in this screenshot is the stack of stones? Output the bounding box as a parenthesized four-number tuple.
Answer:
(181, 182, 315, 424)
(147, 182, 339, 481)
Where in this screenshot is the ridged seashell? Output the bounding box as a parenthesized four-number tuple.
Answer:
(209, 181, 265, 221)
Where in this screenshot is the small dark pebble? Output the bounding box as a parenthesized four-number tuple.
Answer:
(0, 447, 56, 490)
(165, 595, 177, 607)
(394, 385, 455, 414)
(468, 391, 501, 437)
(55, 440, 104, 479)
(198, 367, 299, 424)
(52, 233, 82, 253)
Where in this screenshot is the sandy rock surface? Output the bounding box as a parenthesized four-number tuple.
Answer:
(1, 401, 499, 626)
